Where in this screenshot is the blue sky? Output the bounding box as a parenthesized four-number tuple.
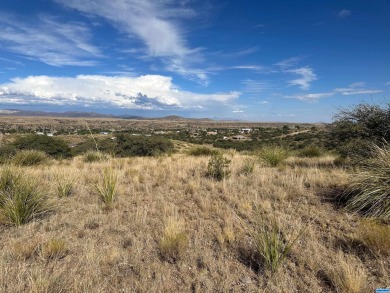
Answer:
(0, 0, 389, 122)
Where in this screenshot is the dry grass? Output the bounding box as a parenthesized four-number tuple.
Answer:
(0, 154, 388, 292)
(357, 220, 390, 256)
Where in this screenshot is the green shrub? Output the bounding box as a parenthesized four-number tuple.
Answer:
(0, 166, 51, 226)
(187, 146, 220, 156)
(82, 150, 108, 163)
(298, 145, 324, 157)
(1, 134, 71, 159)
(91, 168, 118, 206)
(113, 135, 174, 157)
(11, 150, 48, 166)
(257, 146, 289, 167)
(207, 153, 231, 181)
(343, 143, 390, 219)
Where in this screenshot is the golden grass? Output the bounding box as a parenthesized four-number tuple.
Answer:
(0, 154, 388, 292)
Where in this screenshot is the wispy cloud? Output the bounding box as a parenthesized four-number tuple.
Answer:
(0, 75, 240, 109)
(334, 82, 382, 95)
(241, 80, 270, 93)
(274, 57, 302, 69)
(286, 82, 383, 101)
(54, 0, 207, 83)
(287, 67, 317, 90)
(385, 81, 390, 86)
(0, 13, 101, 66)
(338, 9, 351, 18)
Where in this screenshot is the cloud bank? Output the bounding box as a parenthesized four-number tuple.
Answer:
(0, 75, 240, 109)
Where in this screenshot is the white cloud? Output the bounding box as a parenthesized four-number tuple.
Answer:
(338, 9, 351, 18)
(334, 82, 382, 95)
(287, 67, 317, 90)
(286, 92, 333, 101)
(274, 57, 301, 69)
(241, 80, 270, 93)
(54, 0, 206, 82)
(385, 82, 390, 86)
(0, 75, 240, 109)
(0, 13, 101, 66)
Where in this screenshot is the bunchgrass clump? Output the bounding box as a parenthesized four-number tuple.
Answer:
(56, 181, 74, 198)
(322, 252, 367, 293)
(357, 220, 390, 256)
(41, 239, 68, 259)
(343, 143, 390, 219)
(206, 153, 231, 181)
(239, 158, 255, 175)
(82, 150, 108, 163)
(91, 168, 118, 206)
(188, 146, 220, 156)
(250, 213, 305, 273)
(298, 145, 324, 157)
(159, 217, 188, 263)
(0, 166, 51, 226)
(11, 150, 48, 166)
(257, 146, 289, 167)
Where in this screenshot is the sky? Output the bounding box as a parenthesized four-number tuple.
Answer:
(0, 0, 389, 122)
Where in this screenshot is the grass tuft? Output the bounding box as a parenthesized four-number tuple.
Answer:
(11, 150, 48, 166)
(250, 213, 305, 273)
(90, 167, 118, 206)
(357, 220, 390, 256)
(187, 146, 220, 156)
(82, 150, 108, 163)
(0, 166, 51, 226)
(41, 239, 68, 260)
(257, 146, 289, 167)
(298, 145, 324, 157)
(159, 217, 188, 263)
(343, 143, 390, 219)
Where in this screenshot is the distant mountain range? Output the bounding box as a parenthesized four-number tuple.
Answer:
(0, 109, 218, 121)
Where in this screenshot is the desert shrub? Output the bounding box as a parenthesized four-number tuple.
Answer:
(11, 150, 48, 166)
(257, 146, 289, 167)
(82, 150, 108, 163)
(0, 166, 51, 226)
(4, 134, 72, 158)
(113, 134, 174, 157)
(328, 102, 390, 156)
(71, 138, 116, 156)
(207, 153, 231, 181)
(159, 217, 188, 263)
(343, 143, 390, 219)
(90, 168, 118, 206)
(188, 146, 220, 156)
(298, 145, 324, 157)
(250, 214, 305, 273)
(357, 220, 390, 256)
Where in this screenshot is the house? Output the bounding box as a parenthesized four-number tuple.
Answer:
(46, 133, 54, 137)
(36, 132, 44, 135)
(207, 131, 217, 135)
(232, 135, 247, 140)
(100, 132, 109, 135)
(240, 128, 252, 134)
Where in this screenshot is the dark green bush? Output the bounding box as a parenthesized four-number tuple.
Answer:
(1, 135, 71, 159)
(113, 134, 174, 157)
(298, 145, 324, 158)
(207, 153, 231, 181)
